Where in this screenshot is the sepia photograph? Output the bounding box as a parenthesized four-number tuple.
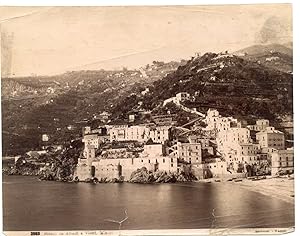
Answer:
(1, 3, 294, 235)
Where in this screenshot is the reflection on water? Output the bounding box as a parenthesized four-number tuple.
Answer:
(3, 176, 294, 231)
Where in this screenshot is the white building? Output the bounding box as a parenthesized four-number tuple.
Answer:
(110, 125, 171, 144)
(204, 109, 220, 130)
(110, 125, 129, 142)
(204, 109, 238, 131)
(42, 134, 49, 142)
(163, 92, 190, 106)
(217, 127, 252, 154)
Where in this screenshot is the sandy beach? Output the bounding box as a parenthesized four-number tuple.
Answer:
(225, 177, 294, 204)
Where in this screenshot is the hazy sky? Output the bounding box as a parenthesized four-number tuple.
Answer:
(0, 4, 292, 77)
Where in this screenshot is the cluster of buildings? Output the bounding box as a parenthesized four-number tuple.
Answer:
(74, 107, 294, 181)
(204, 109, 293, 176)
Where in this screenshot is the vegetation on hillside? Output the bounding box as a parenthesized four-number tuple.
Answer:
(1, 45, 293, 156)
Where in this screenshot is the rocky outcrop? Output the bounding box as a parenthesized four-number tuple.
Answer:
(129, 167, 196, 183)
(80, 177, 124, 184)
(2, 167, 17, 175)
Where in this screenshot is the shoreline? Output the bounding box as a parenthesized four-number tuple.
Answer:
(198, 176, 295, 204)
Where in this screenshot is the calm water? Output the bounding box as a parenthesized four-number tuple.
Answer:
(3, 175, 294, 231)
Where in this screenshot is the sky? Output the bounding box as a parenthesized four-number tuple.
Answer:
(0, 4, 292, 77)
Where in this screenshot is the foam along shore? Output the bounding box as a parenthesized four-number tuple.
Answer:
(208, 175, 294, 204)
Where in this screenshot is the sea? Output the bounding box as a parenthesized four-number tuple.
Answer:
(2, 175, 295, 231)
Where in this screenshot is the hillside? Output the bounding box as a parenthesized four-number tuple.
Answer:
(2, 46, 293, 156)
(2, 60, 184, 155)
(113, 52, 292, 123)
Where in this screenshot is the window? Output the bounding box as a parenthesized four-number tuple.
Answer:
(163, 159, 165, 163)
(171, 164, 173, 167)
(196, 157, 198, 160)
(286, 162, 289, 166)
(149, 160, 150, 163)
(141, 159, 143, 162)
(171, 158, 173, 163)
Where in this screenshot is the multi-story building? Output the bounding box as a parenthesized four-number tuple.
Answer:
(236, 143, 259, 164)
(247, 119, 270, 132)
(217, 127, 252, 154)
(256, 127, 285, 150)
(171, 142, 202, 164)
(126, 125, 148, 142)
(148, 126, 170, 144)
(204, 109, 220, 130)
(271, 148, 294, 176)
(82, 133, 100, 149)
(110, 125, 129, 141)
(188, 136, 215, 156)
(204, 109, 238, 131)
(216, 117, 239, 132)
(224, 143, 259, 171)
(110, 124, 171, 144)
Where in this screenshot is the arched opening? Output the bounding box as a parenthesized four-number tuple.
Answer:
(91, 166, 96, 177)
(118, 164, 122, 177)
